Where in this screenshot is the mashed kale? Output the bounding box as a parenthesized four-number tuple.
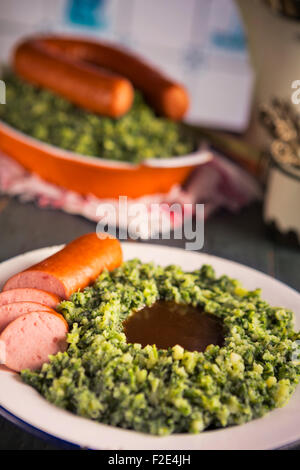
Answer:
(0, 71, 194, 163)
(22, 260, 300, 435)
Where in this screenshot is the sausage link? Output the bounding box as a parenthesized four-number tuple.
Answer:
(14, 39, 134, 118)
(3, 233, 123, 299)
(13, 35, 189, 120)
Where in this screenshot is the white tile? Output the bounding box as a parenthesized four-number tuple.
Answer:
(208, 0, 234, 32)
(0, 32, 27, 62)
(47, 0, 117, 39)
(132, 43, 185, 82)
(206, 51, 250, 71)
(185, 66, 254, 131)
(41, 0, 67, 29)
(0, 22, 44, 63)
(189, 0, 211, 47)
(0, 0, 45, 25)
(205, 0, 247, 55)
(107, 0, 135, 37)
(131, 0, 196, 49)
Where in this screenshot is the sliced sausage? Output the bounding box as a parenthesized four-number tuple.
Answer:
(13, 35, 189, 120)
(3, 233, 123, 299)
(0, 288, 60, 308)
(0, 311, 68, 372)
(0, 302, 53, 333)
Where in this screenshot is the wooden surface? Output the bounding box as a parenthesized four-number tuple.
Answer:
(0, 196, 299, 450)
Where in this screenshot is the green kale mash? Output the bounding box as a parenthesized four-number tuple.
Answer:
(22, 260, 300, 435)
(0, 71, 194, 163)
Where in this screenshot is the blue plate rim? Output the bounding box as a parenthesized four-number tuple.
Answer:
(0, 404, 81, 450)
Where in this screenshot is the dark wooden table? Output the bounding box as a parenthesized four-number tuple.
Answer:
(0, 196, 299, 450)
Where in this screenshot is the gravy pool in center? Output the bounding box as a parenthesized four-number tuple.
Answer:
(123, 301, 224, 352)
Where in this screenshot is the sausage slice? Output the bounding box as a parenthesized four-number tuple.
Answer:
(0, 302, 53, 333)
(0, 311, 68, 371)
(0, 288, 60, 308)
(3, 233, 123, 299)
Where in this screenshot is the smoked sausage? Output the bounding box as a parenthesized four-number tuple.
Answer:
(14, 38, 134, 118)
(13, 35, 189, 120)
(3, 233, 123, 299)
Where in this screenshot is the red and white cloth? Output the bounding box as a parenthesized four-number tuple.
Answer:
(0, 151, 262, 237)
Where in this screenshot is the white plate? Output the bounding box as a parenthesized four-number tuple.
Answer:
(0, 243, 299, 450)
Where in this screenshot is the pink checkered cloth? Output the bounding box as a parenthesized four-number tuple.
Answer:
(0, 151, 262, 236)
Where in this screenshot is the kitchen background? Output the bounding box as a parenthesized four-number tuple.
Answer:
(0, 0, 254, 131)
(0, 0, 299, 450)
(0, 0, 299, 138)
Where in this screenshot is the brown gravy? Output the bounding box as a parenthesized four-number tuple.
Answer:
(123, 301, 224, 353)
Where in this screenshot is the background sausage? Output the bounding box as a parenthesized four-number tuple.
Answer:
(0, 288, 60, 308)
(3, 233, 123, 299)
(14, 39, 134, 118)
(0, 302, 53, 333)
(0, 311, 68, 372)
(13, 35, 189, 120)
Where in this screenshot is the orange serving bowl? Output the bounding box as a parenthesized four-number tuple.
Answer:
(0, 120, 212, 199)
